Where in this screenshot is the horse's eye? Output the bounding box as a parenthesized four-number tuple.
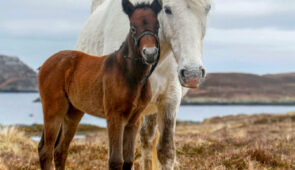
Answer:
(131, 26, 137, 34)
(164, 6, 172, 15)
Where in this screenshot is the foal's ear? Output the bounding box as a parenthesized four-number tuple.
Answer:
(122, 0, 135, 17)
(151, 0, 163, 15)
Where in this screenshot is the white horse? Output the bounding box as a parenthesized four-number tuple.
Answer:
(75, 0, 211, 169)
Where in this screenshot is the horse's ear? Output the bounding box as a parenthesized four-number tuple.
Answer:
(151, 0, 163, 15)
(122, 0, 135, 17)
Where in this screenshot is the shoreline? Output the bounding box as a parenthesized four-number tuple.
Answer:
(1, 93, 294, 106)
(181, 98, 295, 106)
(2, 124, 105, 137)
(181, 102, 295, 106)
(0, 91, 38, 93)
(3, 112, 295, 137)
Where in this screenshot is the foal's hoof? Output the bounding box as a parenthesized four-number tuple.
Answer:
(109, 161, 123, 170)
(123, 162, 133, 170)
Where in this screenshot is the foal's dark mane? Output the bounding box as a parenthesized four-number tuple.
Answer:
(106, 32, 149, 84)
(122, 0, 162, 17)
(134, 2, 157, 10)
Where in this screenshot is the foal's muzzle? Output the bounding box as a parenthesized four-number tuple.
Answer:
(142, 47, 159, 65)
(133, 30, 160, 65)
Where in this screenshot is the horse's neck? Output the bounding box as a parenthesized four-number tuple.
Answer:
(159, 40, 172, 61)
(158, 17, 173, 64)
(117, 36, 150, 83)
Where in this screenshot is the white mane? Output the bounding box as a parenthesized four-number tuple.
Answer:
(91, 0, 105, 13)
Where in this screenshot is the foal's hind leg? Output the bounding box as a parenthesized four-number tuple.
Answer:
(38, 95, 69, 170)
(54, 106, 84, 170)
(123, 119, 141, 170)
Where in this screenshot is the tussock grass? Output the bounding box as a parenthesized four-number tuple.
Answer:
(1, 113, 295, 169)
(0, 127, 39, 169)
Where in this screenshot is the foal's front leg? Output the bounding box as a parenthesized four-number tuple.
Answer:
(123, 119, 141, 170)
(107, 116, 125, 170)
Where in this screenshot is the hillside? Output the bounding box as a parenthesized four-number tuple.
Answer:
(184, 73, 295, 104)
(0, 54, 37, 92)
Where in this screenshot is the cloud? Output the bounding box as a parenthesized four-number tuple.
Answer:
(2, 19, 83, 36)
(8, 0, 92, 10)
(204, 27, 295, 62)
(206, 28, 295, 47)
(0, 0, 92, 40)
(212, 0, 295, 17)
(209, 0, 295, 30)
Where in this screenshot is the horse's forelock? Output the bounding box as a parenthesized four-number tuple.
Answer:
(185, 0, 211, 15)
(183, 0, 211, 35)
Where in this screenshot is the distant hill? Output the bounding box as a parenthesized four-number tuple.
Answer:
(184, 73, 295, 105)
(0, 54, 37, 92)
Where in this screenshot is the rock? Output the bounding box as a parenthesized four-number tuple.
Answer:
(0, 54, 37, 92)
(33, 97, 41, 103)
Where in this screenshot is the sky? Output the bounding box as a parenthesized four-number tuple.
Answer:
(0, 0, 295, 74)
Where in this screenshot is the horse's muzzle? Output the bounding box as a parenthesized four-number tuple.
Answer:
(179, 67, 206, 88)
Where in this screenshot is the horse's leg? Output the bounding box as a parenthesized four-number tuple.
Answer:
(122, 119, 141, 170)
(140, 114, 158, 170)
(107, 115, 125, 170)
(156, 92, 181, 170)
(54, 106, 84, 170)
(38, 95, 69, 170)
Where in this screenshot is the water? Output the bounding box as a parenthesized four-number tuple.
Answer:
(0, 93, 106, 126)
(31, 134, 85, 142)
(1, 93, 295, 127)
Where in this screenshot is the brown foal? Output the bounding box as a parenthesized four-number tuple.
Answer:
(37, 0, 162, 169)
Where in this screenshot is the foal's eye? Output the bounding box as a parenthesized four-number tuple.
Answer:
(164, 6, 172, 15)
(131, 26, 137, 34)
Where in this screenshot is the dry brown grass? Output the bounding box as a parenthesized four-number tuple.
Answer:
(1, 113, 295, 170)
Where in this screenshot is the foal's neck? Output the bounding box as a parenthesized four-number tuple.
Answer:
(118, 33, 150, 84)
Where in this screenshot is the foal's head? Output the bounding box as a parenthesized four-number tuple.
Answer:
(122, 0, 162, 65)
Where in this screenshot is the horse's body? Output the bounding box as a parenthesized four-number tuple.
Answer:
(75, 0, 211, 169)
(38, 1, 162, 169)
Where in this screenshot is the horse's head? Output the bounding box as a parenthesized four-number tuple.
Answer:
(159, 0, 211, 88)
(122, 0, 162, 65)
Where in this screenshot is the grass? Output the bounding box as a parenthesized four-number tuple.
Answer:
(14, 124, 105, 136)
(1, 113, 295, 169)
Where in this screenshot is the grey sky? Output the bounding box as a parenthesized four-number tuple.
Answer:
(0, 0, 294, 74)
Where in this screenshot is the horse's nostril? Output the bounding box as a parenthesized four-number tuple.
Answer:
(201, 68, 206, 78)
(143, 48, 147, 55)
(180, 69, 186, 78)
